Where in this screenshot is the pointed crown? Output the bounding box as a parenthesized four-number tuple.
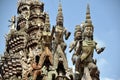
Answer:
(56, 0, 64, 26)
(85, 4, 93, 29)
(75, 25, 81, 32)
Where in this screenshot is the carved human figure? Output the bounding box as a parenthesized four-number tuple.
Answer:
(52, 3, 71, 77)
(69, 25, 82, 73)
(53, 24, 71, 67)
(80, 22, 105, 80)
(54, 25, 71, 52)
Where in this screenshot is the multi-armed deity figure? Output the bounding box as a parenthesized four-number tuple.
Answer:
(70, 4, 105, 80)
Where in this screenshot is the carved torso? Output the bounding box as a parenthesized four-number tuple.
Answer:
(42, 31, 52, 48)
(82, 40, 96, 62)
(55, 26, 64, 43)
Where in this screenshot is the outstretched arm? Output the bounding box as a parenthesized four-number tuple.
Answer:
(69, 41, 76, 53)
(95, 42, 105, 54)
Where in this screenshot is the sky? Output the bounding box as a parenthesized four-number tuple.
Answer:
(0, 0, 120, 80)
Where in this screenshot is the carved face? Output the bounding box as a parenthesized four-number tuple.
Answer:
(75, 31, 82, 40)
(84, 26, 93, 37)
(22, 10, 30, 20)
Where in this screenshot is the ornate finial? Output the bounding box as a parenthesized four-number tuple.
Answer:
(58, 0, 62, 13)
(59, 0, 61, 2)
(86, 4, 90, 15)
(86, 4, 91, 20)
(56, 0, 63, 27)
(85, 4, 93, 28)
(8, 16, 16, 31)
(59, 0, 62, 6)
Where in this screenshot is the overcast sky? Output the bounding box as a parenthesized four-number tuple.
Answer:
(0, 0, 120, 80)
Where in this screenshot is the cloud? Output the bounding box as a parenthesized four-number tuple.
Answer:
(101, 77, 115, 80)
(101, 76, 120, 80)
(97, 58, 108, 69)
(94, 38, 106, 48)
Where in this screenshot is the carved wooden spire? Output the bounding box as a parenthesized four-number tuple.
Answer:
(86, 4, 90, 19)
(45, 13, 50, 31)
(85, 4, 93, 28)
(56, 0, 64, 27)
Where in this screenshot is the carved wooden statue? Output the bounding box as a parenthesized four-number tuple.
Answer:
(70, 4, 105, 80)
(0, 0, 105, 80)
